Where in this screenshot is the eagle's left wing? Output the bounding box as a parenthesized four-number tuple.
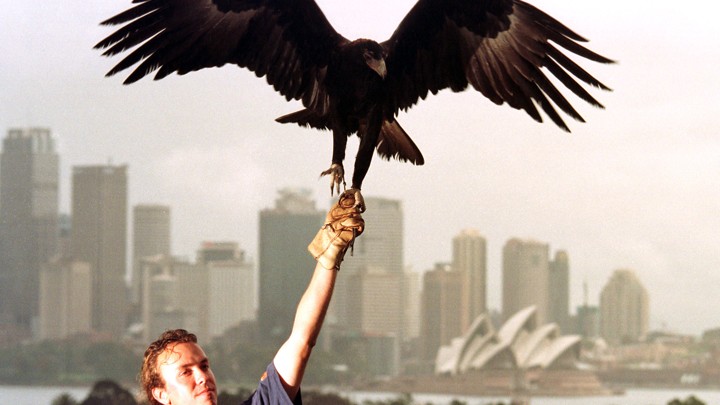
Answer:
(382, 0, 614, 131)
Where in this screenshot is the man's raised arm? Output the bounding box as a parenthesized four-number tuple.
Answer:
(272, 192, 364, 400)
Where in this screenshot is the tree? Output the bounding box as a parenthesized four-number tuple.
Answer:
(80, 380, 137, 405)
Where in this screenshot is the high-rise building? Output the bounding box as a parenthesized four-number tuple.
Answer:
(346, 267, 405, 338)
(600, 269, 649, 345)
(502, 238, 550, 324)
(420, 263, 463, 365)
(404, 269, 422, 341)
(258, 189, 323, 343)
(38, 259, 92, 340)
(141, 255, 207, 342)
(71, 165, 128, 337)
(132, 204, 171, 306)
(548, 250, 570, 332)
(198, 242, 256, 337)
(452, 229, 487, 332)
(0, 128, 59, 330)
(332, 197, 405, 337)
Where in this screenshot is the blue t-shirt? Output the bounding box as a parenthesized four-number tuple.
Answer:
(243, 362, 302, 405)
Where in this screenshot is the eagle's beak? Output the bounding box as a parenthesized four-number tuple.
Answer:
(367, 58, 387, 79)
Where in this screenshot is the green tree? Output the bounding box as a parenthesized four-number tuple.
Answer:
(51, 393, 79, 405)
(84, 342, 138, 382)
(80, 380, 137, 405)
(668, 395, 706, 405)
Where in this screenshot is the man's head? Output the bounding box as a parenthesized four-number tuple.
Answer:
(141, 329, 217, 405)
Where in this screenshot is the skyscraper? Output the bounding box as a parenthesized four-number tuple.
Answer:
(132, 204, 171, 305)
(420, 263, 463, 366)
(71, 165, 128, 336)
(38, 258, 92, 340)
(332, 197, 405, 337)
(600, 269, 649, 345)
(548, 250, 570, 332)
(258, 189, 323, 343)
(452, 229, 487, 332)
(0, 128, 59, 331)
(502, 238, 550, 324)
(197, 242, 256, 337)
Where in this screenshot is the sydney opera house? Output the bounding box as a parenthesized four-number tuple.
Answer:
(367, 306, 610, 396)
(435, 306, 580, 376)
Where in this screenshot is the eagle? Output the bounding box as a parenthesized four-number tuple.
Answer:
(95, 0, 613, 211)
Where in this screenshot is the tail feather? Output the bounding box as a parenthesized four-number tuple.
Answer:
(275, 109, 329, 130)
(376, 120, 424, 165)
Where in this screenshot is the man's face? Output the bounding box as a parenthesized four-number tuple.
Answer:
(152, 342, 218, 405)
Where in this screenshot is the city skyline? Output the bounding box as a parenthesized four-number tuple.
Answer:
(0, 137, 705, 337)
(2, 0, 718, 337)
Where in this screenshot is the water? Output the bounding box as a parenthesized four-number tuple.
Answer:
(2, 385, 719, 405)
(0, 385, 90, 405)
(341, 389, 720, 405)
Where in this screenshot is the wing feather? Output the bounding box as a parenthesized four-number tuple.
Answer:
(383, 0, 614, 131)
(95, 0, 346, 113)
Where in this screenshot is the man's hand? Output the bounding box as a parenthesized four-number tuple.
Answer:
(308, 192, 365, 270)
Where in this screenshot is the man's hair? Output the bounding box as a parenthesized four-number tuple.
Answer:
(141, 329, 198, 405)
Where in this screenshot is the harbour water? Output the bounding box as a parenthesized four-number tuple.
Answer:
(2, 385, 720, 405)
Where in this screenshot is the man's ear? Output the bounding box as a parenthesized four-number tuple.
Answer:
(152, 386, 170, 405)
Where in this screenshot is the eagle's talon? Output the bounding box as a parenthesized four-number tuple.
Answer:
(320, 163, 346, 196)
(342, 188, 365, 213)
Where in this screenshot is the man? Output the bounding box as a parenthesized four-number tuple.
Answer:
(140, 193, 364, 405)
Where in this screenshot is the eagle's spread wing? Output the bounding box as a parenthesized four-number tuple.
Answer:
(382, 0, 614, 131)
(95, 0, 347, 114)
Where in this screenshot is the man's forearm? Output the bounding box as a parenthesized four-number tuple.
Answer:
(272, 262, 337, 398)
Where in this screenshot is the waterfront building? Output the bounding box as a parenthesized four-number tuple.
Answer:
(0, 128, 59, 331)
(71, 164, 128, 337)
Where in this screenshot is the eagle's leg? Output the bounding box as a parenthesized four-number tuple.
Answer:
(320, 129, 349, 196)
(344, 111, 382, 213)
(320, 163, 346, 195)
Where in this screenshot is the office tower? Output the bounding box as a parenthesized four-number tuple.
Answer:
(420, 263, 463, 365)
(258, 189, 323, 343)
(452, 229, 487, 332)
(502, 238, 550, 324)
(197, 242, 256, 337)
(600, 269, 649, 345)
(141, 255, 208, 342)
(0, 128, 59, 330)
(346, 267, 405, 337)
(548, 250, 570, 332)
(71, 165, 128, 336)
(332, 197, 405, 336)
(132, 204, 171, 305)
(342, 197, 404, 274)
(38, 259, 92, 340)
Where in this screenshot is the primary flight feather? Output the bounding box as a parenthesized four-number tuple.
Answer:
(95, 0, 613, 211)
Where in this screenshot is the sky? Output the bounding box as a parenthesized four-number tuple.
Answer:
(1, 1, 719, 335)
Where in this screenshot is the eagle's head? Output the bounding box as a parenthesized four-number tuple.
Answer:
(355, 39, 387, 79)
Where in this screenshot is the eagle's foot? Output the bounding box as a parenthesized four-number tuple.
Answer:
(341, 188, 365, 213)
(320, 163, 346, 196)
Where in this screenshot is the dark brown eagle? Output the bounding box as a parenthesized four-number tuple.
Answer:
(96, 0, 612, 211)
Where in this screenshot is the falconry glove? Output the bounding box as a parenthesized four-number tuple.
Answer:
(308, 192, 365, 270)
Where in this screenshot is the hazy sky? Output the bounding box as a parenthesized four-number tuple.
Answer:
(2, 1, 719, 335)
